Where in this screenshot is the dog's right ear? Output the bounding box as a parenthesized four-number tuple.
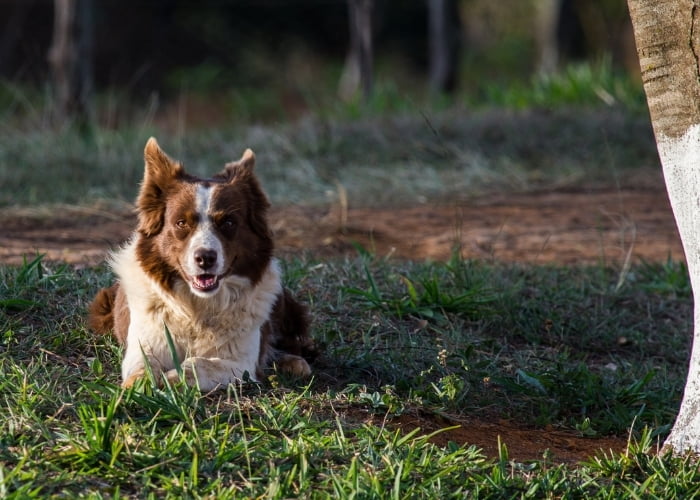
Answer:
(137, 138, 183, 237)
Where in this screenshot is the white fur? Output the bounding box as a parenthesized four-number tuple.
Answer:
(111, 237, 282, 390)
(183, 185, 225, 291)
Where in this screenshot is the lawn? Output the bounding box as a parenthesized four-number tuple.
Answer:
(0, 250, 697, 497)
(2, 62, 700, 497)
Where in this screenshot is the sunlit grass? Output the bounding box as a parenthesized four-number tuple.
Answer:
(0, 57, 690, 496)
(469, 58, 646, 113)
(0, 253, 695, 496)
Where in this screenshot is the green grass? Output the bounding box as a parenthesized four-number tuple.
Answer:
(0, 106, 659, 209)
(0, 55, 692, 496)
(470, 58, 647, 114)
(0, 252, 696, 497)
(0, 60, 657, 209)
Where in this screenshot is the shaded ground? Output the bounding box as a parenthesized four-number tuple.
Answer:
(0, 186, 681, 463)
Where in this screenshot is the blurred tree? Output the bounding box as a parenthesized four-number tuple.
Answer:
(339, 0, 462, 101)
(0, 0, 637, 115)
(535, 0, 635, 74)
(428, 0, 461, 93)
(534, 0, 561, 73)
(339, 0, 374, 102)
(47, 0, 93, 125)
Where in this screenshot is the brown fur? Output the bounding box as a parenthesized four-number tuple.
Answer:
(89, 284, 131, 344)
(87, 284, 117, 335)
(259, 288, 317, 378)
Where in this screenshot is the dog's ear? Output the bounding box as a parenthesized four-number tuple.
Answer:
(222, 148, 272, 240)
(221, 148, 256, 181)
(137, 138, 183, 237)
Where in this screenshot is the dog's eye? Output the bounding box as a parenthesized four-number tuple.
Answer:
(220, 217, 236, 229)
(176, 219, 188, 229)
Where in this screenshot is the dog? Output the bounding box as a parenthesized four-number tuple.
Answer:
(89, 138, 315, 390)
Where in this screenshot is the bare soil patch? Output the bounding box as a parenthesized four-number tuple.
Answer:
(0, 187, 680, 463)
(0, 187, 682, 266)
(393, 412, 630, 465)
(329, 405, 631, 465)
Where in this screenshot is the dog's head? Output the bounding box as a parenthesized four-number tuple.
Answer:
(135, 138, 273, 296)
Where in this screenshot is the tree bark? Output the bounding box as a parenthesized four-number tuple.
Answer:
(339, 0, 374, 102)
(628, 0, 700, 454)
(48, 0, 93, 125)
(535, 0, 561, 74)
(427, 0, 461, 93)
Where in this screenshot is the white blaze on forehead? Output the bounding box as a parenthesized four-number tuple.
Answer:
(184, 184, 224, 275)
(195, 183, 213, 219)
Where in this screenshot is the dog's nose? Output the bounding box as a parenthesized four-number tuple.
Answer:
(194, 248, 217, 270)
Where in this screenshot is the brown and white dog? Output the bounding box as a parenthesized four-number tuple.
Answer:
(89, 138, 315, 390)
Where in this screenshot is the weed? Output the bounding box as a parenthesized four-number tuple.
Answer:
(633, 258, 691, 298)
(345, 257, 497, 321)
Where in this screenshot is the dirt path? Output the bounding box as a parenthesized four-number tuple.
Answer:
(0, 187, 681, 463)
(0, 187, 682, 266)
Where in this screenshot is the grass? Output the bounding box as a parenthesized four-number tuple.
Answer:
(0, 56, 694, 495)
(0, 59, 657, 209)
(470, 58, 647, 114)
(0, 251, 696, 497)
(0, 106, 659, 209)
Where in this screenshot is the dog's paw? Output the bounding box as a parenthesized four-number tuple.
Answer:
(122, 368, 146, 388)
(276, 354, 311, 378)
(164, 369, 181, 385)
(164, 367, 200, 387)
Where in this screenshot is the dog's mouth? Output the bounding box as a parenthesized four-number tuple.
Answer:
(191, 273, 220, 293)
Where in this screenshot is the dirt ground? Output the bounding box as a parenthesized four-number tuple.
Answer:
(391, 412, 632, 465)
(0, 187, 683, 267)
(0, 186, 682, 463)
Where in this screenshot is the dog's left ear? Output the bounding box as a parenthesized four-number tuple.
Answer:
(221, 148, 271, 239)
(238, 148, 255, 169)
(221, 149, 256, 181)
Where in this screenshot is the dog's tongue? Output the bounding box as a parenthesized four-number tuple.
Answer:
(193, 274, 218, 291)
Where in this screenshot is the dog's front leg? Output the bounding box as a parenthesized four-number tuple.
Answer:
(164, 357, 259, 391)
(121, 347, 164, 388)
(120, 325, 177, 388)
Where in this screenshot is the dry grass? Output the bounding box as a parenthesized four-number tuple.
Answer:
(0, 107, 658, 209)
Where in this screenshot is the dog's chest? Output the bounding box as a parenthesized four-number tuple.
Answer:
(161, 290, 261, 356)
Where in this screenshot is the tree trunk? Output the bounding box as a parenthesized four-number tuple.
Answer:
(427, 0, 461, 93)
(534, 0, 561, 74)
(48, 0, 93, 126)
(627, 0, 700, 454)
(339, 0, 373, 102)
